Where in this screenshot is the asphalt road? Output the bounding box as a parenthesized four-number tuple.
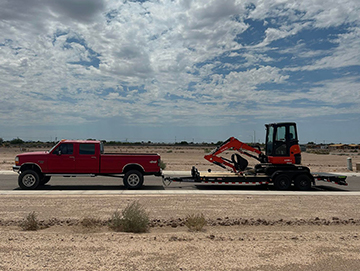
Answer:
(1, 173, 359, 192)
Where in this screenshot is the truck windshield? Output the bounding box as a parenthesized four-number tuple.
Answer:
(48, 141, 61, 153)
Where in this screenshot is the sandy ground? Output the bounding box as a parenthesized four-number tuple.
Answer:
(1, 195, 360, 270)
(1, 146, 360, 270)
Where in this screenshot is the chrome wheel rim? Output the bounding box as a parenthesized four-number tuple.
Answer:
(128, 174, 140, 186)
(22, 174, 36, 187)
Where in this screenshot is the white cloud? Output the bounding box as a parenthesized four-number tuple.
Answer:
(0, 0, 360, 134)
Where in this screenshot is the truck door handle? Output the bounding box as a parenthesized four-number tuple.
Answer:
(69, 156, 75, 159)
(91, 156, 97, 159)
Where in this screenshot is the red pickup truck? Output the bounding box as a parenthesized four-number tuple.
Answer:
(13, 140, 162, 190)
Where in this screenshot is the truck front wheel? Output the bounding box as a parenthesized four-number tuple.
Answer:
(18, 170, 40, 190)
(123, 170, 144, 189)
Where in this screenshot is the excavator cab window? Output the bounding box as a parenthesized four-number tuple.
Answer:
(265, 122, 298, 157)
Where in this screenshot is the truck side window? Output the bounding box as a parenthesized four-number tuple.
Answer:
(53, 143, 73, 155)
(79, 144, 95, 155)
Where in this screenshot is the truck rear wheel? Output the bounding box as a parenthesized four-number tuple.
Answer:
(294, 174, 312, 191)
(123, 170, 144, 189)
(273, 174, 291, 190)
(18, 170, 40, 190)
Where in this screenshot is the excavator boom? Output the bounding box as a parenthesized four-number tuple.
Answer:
(204, 137, 267, 173)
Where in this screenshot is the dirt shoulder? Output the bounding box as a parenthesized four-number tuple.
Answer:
(1, 195, 360, 270)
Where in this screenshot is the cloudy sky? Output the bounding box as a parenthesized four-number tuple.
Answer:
(1, 0, 359, 144)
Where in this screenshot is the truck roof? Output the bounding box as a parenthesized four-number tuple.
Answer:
(60, 139, 101, 144)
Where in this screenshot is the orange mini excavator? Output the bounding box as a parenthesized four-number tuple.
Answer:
(204, 122, 302, 173)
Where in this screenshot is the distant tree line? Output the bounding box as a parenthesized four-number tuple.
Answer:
(0, 137, 266, 148)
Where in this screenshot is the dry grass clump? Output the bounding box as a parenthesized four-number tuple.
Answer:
(185, 213, 207, 232)
(108, 210, 123, 232)
(109, 201, 149, 233)
(80, 217, 102, 229)
(20, 211, 39, 231)
(121, 201, 149, 233)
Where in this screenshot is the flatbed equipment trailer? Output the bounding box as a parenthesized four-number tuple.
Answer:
(163, 166, 348, 189)
(163, 122, 349, 190)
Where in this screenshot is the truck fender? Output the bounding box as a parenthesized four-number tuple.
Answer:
(122, 163, 145, 174)
(19, 163, 43, 175)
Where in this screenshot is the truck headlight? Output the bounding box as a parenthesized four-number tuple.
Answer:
(15, 157, 19, 165)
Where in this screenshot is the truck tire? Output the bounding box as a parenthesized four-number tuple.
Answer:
(273, 174, 291, 190)
(40, 176, 51, 186)
(294, 174, 312, 191)
(18, 170, 40, 190)
(123, 170, 144, 189)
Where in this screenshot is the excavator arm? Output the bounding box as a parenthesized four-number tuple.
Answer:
(204, 137, 267, 173)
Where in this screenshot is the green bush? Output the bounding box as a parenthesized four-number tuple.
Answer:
(10, 138, 24, 145)
(185, 213, 206, 232)
(159, 159, 167, 170)
(20, 211, 39, 231)
(121, 201, 149, 233)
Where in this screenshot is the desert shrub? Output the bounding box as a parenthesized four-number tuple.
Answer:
(121, 201, 149, 233)
(159, 160, 167, 170)
(108, 210, 123, 232)
(20, 211, 39, 231)
(185, 213, 206, 232)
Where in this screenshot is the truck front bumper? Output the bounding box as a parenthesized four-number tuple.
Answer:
(13, 166, 20, 172)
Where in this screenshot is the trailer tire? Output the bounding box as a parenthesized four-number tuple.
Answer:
(18, 170, 40, 190)
(294, 174, 312, 191)
(273, 174, 291, 190)
(123, 170, 144, 189)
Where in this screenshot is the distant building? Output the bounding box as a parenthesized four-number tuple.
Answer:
(329, 144, 360, 150)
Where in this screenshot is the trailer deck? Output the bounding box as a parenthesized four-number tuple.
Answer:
(162, 167, 348, 189)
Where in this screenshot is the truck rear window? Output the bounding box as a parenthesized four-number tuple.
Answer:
(79, 144, 95, 155)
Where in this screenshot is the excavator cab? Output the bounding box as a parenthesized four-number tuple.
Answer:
(265, 122, 301, 164)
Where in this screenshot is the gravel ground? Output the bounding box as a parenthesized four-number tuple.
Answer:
(0, 195, 360, 270)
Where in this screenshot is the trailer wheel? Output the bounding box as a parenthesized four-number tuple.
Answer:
(18, 170, 40, 190)
(123, 170, 144, 189)
(294, 174, 312, 191)
(273, 174, 291, 190)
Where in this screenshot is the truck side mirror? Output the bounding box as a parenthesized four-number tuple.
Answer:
(57, 150, 62, 156)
